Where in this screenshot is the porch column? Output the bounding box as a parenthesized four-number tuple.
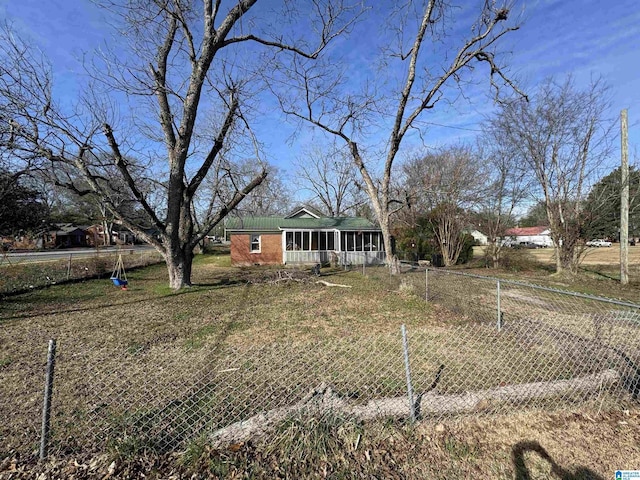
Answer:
(281, 230, 287, 264)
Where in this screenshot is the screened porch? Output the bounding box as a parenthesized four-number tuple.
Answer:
(283, 230, 386, 265)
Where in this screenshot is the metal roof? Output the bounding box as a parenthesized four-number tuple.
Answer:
(225, 216, 380, 232)
(505, 226, 550, 236)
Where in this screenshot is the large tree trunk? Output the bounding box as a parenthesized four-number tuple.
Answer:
(380, 219, 401, 274)
(209, 370, 619, 447)
(166, 245, 193, 289)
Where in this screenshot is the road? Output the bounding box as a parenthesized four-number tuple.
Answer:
(1, 245, 156, 264)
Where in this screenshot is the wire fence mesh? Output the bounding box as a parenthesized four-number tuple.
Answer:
(2, 267, 639, 461)
(0, 248, 162, 295)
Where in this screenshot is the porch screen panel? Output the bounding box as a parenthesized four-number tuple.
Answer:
(302, 231, 310, 250)
(346, 232, 355, 251)
(286, 232, 293, 250)
(355, 232, 363, 251)
(319, 232, 327, 250)
(311, 231, 319, 251)
(370, 232, 379, 250)
(327, 232, 335, 250)
(294, 232, 302, 250)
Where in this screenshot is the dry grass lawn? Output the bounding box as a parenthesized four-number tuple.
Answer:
(1, 252, 639, 479)
(527, 244, 640, 266)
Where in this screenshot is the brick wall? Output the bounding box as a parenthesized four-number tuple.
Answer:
(230, 233, 282, 265)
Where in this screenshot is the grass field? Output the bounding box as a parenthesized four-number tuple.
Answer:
(1, 251, 639, 479)
(472, 243, 640, 266)
(471, 245, 640, 303)
(527, 244, 640, 266)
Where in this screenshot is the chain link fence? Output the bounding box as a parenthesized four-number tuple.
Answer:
(2, 268, 639, 461)
(0, 249, 162, 295)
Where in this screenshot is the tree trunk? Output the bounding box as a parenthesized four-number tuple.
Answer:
(489, 242, 500, 268)
(166, 245, 193, 289)
(209, 370, 619, 447)
(380, 220, 401, 274)
(102, 220, 112, 246)
(550, 231, 563, 274)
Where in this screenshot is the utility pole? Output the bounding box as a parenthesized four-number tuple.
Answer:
(620, 109, 629, 285)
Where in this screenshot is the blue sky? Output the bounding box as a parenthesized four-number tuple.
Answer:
(1, 0, 639, 185)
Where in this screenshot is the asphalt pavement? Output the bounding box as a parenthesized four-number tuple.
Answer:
(1, 245, 156, 264)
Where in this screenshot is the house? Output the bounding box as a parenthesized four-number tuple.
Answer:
(467, 229, 488, 246)
(225, 206, 385, 266)
(86, 224, 109, 246)
(503, 226, 554, 247)
(48, 224, 90, 248)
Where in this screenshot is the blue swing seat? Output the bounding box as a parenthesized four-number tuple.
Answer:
(111, 278, 128, 287)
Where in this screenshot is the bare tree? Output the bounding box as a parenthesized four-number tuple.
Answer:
(293, 143, 364, 217)
(476, 137, 529, 267)
(234, 165, 293, 217)
(402, 145, 487, 266)
(489, 76, 614, 273)
(0, 2, 356, 288)
(274, 0, 525, 273)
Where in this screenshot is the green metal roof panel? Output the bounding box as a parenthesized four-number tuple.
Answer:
(226, 216, 379, 231)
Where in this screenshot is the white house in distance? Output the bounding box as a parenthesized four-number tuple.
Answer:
(466, 229, 488, 245)
(503, 226, 554, 247)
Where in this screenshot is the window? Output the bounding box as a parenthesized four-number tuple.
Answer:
(319, 232, 327, 250)
(250, 234, 261, 252)
(327, 232, 335, 250)
(364, 232, 380, 251)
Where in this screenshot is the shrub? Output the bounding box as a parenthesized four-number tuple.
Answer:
(456, 234, 475, 265)
(498, 249, 541, 271)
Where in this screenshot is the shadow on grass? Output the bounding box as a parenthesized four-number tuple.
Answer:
(578, 266, 620, 282)
(0, 278, 248, 322)
(512, 441, 604, 480)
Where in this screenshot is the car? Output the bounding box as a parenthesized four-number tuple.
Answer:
(586, 239, 612, 247)
(518, 241, 542, 249)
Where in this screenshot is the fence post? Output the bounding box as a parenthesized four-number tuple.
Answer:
(425, 268, 429, 302)
(496, 279, 502, 331)
(401, 325, 416, 422)
(40, 339, 57, 460)
(66, 254, 72, 280)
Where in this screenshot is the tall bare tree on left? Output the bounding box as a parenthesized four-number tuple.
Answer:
(0, 1, 356, 289)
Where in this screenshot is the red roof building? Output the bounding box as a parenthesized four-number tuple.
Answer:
(504, 226, 550, 236)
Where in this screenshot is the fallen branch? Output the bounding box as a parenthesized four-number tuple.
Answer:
(315, 280, 352, 288)
(210, 370, 619, 447)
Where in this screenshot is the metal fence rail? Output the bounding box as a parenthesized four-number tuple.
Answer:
(0, 249, 162, 295)
(2, 268, 639, 460)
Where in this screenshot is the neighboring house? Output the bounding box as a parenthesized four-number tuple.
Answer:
(112, 227, 137, 244)
(86, 224, 109, 246)
(48, 224, 90, 248)
(225, 206, 385, 266)
(467, 229, 488, 246)
(87, 224, 138, 247)
(503, 226, 554, 247)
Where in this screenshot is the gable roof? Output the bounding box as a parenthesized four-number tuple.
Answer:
(505, 226, 550, 236)
(226, 216, 379, 232)
(50, 223, 88, 235)
(285, 205, 326, 219)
